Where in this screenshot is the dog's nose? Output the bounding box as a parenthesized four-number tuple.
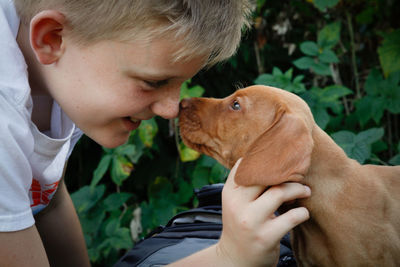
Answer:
(179, 98, 192, 109)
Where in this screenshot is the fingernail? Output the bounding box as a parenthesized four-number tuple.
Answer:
(304, 186, 311, 194)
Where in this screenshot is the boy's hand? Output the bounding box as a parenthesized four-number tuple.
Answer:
(216, 158, 311, 267)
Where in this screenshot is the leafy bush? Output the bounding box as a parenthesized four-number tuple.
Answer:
(65, 0, 400, 265)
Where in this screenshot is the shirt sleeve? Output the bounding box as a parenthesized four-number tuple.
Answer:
(0, 93, 35, 231)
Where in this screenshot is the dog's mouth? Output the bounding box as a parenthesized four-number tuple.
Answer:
(181, 135, 221, 158)
(181, 135, 211, 154)
(178, 107, 227, 165)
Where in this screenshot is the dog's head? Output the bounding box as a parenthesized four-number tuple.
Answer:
(179, 85, 315, 186)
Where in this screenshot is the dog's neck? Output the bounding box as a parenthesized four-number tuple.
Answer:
(304, 126, 360, 192)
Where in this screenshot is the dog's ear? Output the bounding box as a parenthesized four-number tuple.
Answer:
(235, 111, 314, 186)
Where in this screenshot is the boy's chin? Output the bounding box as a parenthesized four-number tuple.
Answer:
(92, 134, 129, 148)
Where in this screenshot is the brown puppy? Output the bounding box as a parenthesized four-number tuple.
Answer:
(179, 85, 400, 267)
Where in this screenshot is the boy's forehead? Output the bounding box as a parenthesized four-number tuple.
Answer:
(122, 54, 206, 80)
(115, 37, 207, 77)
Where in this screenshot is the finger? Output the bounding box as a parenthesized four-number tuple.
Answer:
(251, 183, 311, 216)
(223, 158, 242, 189)
(223, 158, 267, 202)
(264, 207, 310, 245)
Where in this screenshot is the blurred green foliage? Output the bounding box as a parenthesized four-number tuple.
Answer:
(65, 0, 400, 265)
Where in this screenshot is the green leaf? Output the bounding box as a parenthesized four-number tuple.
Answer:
(105, 218, 120, 237)
(254, 67, 306, 93)
(151, 199, 177, 225)
(316, 85, 351, 114)
(80, 207, 106, 241)
(210, 163, 229, 183)
(112, 228, 133, 249)
(175, 179, 194, 205)
(332, 131, 356, 145)
(355, 96, 385, 125)
(371, 140, 388, 155)
(139, 201, 156, 231)
(312, 107, 330, 129)
(364, 68, 383, 96)
(272, 67, 284, 76)
(179, 142, 201, 162)
(103, 192, 133, 211)
(91, 155, 112, 188)
(389, 154, 400, 165)
(111, 156, 133, 186)
(198, 155, 219, 168)
(321, 85, 353, 100)
(362, 69, 400, 116)
(256, 0, 267, 13)
(355, 128, 384, 145)
(192, 165, 210, 189)
(293, 56, 315, 70)
(378, 29, 400, 77)
(115, 144, 136, 158)
(351, 142, 371, 164)
(370, 97, 386, 124)
(311, 62, 331, 75)
(180, 80, 205, 100)
(140, 176, 193, 233)
(312, 0, 339, 12)
(356, 7, 375, 25)
(318, 49, 339, 63)
(384, 72, 400, 113)
(148, 176, 173, 199)
(332, 128, 384, 164)
(318, 21, 341, 49)
(332, 131, 368, 163)
(300, 41, 320, 56)
(138, 118, 158, 147)
(254, 73, 275, 85)
(284, 68, 294, 79)
(71, 185, 106, 214)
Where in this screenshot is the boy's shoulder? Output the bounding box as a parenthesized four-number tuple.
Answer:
(0, 0, 20, 34)
(0, 0, 31, 107)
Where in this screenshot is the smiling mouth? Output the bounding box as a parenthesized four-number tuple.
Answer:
(129, 117, 140, 123)
(123, 117, 142, 131)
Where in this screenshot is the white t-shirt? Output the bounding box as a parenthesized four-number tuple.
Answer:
(0, 0, 82, 232)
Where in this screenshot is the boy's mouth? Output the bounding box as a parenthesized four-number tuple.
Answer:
(129, 117, 140, 123)
(123, 117, 141, 131)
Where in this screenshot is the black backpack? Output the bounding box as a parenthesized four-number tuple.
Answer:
(114, 183, 297, 267)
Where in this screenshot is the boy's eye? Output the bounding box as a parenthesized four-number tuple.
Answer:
(231, 100, 241, 110)
(144, 79, 169, 89)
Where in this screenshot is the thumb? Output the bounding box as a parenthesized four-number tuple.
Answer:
(224, 158, 243, 189)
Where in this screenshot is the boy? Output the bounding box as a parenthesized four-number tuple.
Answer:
(0, 0, 311, 266)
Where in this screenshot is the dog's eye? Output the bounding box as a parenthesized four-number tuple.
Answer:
(231, 100, 241, 111)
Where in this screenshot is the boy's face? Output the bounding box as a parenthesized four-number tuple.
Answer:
(44, 37, 206, 148)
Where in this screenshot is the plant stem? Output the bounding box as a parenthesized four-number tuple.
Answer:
(395, 114, 399, 148)
(369, 155, 388, 166)
(173, 118, 181, 159)
(387, 112, 393, 157)
(116, 184, 129, 220)
(346, 12, 361, 99)
(254, 41, 264, 74)
(330, 63, 350, 115)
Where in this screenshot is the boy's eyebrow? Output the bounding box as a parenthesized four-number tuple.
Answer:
(123, 68, 178, 81)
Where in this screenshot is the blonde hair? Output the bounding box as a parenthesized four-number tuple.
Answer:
(14, 0, 254, 67)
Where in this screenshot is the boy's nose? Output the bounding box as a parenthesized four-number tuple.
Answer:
(151, 88, 180, 119)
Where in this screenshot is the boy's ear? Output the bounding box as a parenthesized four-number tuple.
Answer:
(30, 10, 66, 65)
(234, 111, 314, 186)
